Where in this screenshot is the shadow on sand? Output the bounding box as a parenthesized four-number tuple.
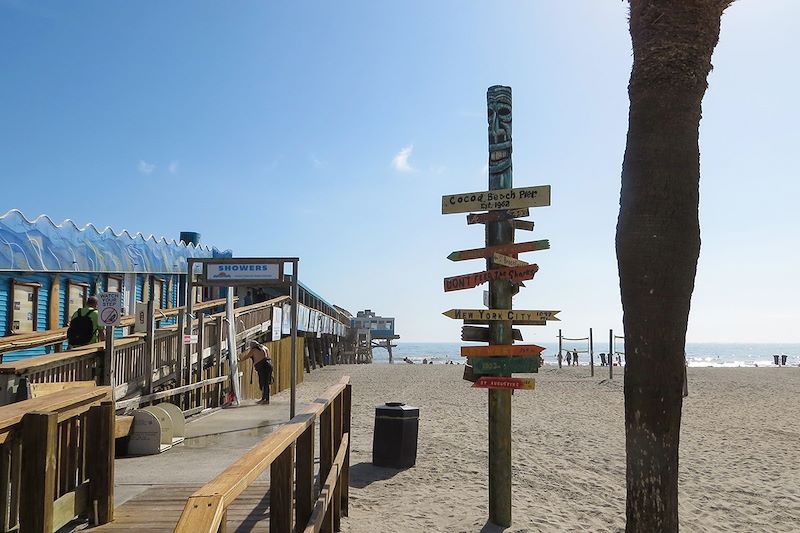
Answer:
(349, 462, 405, 489)
(479, 520, 510, 532)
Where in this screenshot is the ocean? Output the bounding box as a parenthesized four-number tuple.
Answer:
(383, 341, 800, 368)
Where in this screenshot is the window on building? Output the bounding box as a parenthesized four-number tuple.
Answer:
(152, 279, 164, 309)
(66, 281, 89, 325)
(107, 276, 122, 293)
(9, 280, 40, 334)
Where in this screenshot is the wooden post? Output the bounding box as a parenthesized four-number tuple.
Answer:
(196, 317, 205, 409)
(20, 411, 57, 533)
(609, 329, 613, 380)
(320, 404, 334, 533)
(176, 311, 185, 410)
(295, 424, 315, 528)
(269, 444, 294, 533)
(87, 401, 115, 524)
(486, 85, 513, 527)
(104, 326, 115, 396)
(332, 394, 343, 531)
(290, 261, 299, 419)
(341, 383, 351, 517)
(558, 328, 563, 368)
(144, 300, 155, 395)
(589, 328, 594, 377)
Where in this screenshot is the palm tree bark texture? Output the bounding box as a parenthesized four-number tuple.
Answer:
(617, 1, 733, 532)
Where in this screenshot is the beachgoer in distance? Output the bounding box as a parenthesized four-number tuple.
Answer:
(239, 340, 273, 404)
(557, 351, 563, 368)
(422, 358, 428, 364)
(599, 352, 607, 366)
(566, 350, 572, 366)
(572, 349, 579, 366)
(67, 295, 105, 348)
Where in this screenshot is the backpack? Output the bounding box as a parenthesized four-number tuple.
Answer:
(67, 309, 95, 346)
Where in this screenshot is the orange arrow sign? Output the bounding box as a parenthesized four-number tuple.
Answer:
(472, 377, 536, 390)
(461, 344, 545, 357)
(447, 240, 550, 262)
(443, 265, 539, 292)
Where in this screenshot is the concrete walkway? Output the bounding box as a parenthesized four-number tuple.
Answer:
(115, 396, 294, 506)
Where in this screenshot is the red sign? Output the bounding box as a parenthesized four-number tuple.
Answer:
(447, 240, 550, 262)
(461, 344, 544, 357)
(472, 377, 535, 390)
(443, 264, 539, 292)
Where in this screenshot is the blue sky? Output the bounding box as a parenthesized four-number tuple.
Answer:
(1, 1, 798, 342)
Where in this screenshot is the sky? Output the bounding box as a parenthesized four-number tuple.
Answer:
(1, 1, 798, 343)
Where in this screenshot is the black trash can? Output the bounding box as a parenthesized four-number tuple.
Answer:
(372, 402, 419, 469)
(773, 355, 780, 365)
(781, 355, 788, 366)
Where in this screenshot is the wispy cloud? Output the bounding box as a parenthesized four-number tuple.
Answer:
(310, 154, 327, 169)
(392, 145, 416, 173)
(137, 160, 156, 175)
(168, 160, 179, 174)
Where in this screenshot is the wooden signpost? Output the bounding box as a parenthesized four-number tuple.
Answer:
(443, 265, 539, 292)
(443, 309, 560, 321)
(442, 185, 551, 214)
(472, 357, 539, 375)
(472, 376, 536, 391)
(461, 344, 544, 357)
(447, 240, 550, 262)
(441, 85, 557, 527)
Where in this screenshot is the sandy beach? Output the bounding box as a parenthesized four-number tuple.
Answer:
(289, 364, 800, 532)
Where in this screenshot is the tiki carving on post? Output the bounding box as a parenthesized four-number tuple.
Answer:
(487, 85, 513, 190)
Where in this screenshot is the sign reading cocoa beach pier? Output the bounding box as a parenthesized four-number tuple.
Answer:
(442, 185, 551, 214)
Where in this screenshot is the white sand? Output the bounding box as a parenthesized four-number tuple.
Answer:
(291, 365, 800, 532)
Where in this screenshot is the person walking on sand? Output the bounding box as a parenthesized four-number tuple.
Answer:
(599, 352, 607, 366)
(240, 340, 273, 404)
(572, 349, 579, 366)
(557, 351, 563, 368)
(566, 350, 572, 366)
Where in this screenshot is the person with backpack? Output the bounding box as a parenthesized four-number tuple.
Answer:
(67, 295, 104, 348)
(240, 340, 273, 404)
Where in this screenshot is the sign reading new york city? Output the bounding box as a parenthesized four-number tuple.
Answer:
(443, 309, 560, 321)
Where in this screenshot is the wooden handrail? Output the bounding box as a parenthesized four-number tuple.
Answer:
(174, 376, 351, 533)
(0, 386, 111, 437)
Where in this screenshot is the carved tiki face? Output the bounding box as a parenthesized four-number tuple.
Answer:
(487, 85, 512, 174)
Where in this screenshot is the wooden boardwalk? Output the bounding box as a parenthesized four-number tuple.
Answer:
(92, 483, 271, 532)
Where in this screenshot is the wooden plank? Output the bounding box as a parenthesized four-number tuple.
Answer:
(464, 319, 546, 326)
(472, 376, 535, 390)
(442, 185, 551, 214)
(295, 425, 315, 528)
(52, 481, 89, 531)
(319, 403, 333, 533)
(447, 240, 549, 262)
(472, 357, 539, 375)
(270, 444, 294, 533)
(0, 386, 111, 435)
(29, 380, 96, 398)
(87, 401, 115, 524)
(443, 264, 539, 292)
(341, 383, 351, 518)
(465, 209, 529, 225)
(461, 345, 544, 357)
(302, 433, 349, 533)
(443, 309, 560, 322)
(492, 253, 528, 268)
(20, 411, 57, 533)
(174, 494, 224, 533)
(461, 326, 522, 342)
(512, 219, 535, 231)
(115, 415, 134, 439)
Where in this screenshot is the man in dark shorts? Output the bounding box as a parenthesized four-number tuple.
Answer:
(240, 340, 273, 404)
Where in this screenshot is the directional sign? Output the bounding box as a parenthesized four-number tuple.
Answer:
(472, 377, 535, 391)
(462, 326, 522, 342)
(461, 344, 544, 357)
(466, 209, 530, 225)
(447, 240, 550, 262)
(492, 253, 528, 268)
(442, 185, 551, 214)
(443, 309, 561, 322)
(444, 265, 539, 292)
(472, 357, 539, 375)
(512, 219, 535, 231)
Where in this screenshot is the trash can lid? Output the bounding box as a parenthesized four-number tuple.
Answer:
(375, 403, 419, 417)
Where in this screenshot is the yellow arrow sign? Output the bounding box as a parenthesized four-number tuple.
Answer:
(492, 253, 528, 267)
(443, 309, 560, 322)
(442, 185, 552, 214)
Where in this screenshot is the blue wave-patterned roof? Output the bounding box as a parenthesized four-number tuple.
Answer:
(0, 209, 224, 273)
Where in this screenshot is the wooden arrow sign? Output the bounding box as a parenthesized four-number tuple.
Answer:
(443, 265, 539, 292)
(472, 376, 536, 390)
(466, 209, 530, 225)
(443, 309, 561, 321)
(512, 219, 535, 231)
(472, 356, 539, 375)
(464, 319, 547, 326)
(492, 253, 528, 268)
(442, 185, 552, 214)
(447, 240, 550, 262)
(461, 344, 545, 357)
(462, 326, 522, 342)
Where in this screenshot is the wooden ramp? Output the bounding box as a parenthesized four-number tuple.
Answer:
(91, 483, 270, 532)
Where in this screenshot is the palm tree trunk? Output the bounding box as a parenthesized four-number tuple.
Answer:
(617, 1, 732, 531)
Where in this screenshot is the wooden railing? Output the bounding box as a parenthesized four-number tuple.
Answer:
(0, 385, 114, 533)
(175, 376, 352, 533)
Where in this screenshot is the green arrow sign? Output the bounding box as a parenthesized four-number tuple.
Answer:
(472, 356, 539, 376)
